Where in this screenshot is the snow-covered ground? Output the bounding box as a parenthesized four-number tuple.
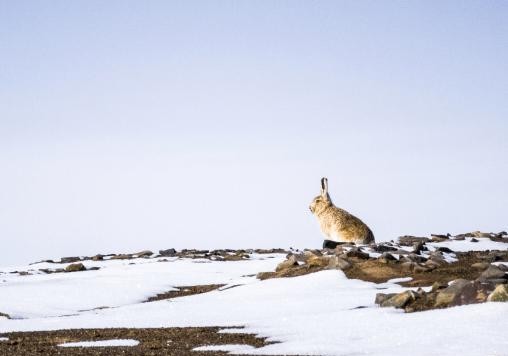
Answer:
(1, 242, 507, 356)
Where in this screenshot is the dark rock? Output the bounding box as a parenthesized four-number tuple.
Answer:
(374, 244, 398, 253)
(60, 257, 81, 264)
(65, 263, 86, 272)
(412, 241, 426, 254)
(470, 238, 479, 242)
(345, 248, 370, 260)
(322, 240, 348, 249)
(436, 247, 454, 254)
(87, 267, 100, 271)
(92, 254, 104, 261)
(398, 236, 430, 246)
(379, 252, 397, 263)
(159, 248, 177, 257)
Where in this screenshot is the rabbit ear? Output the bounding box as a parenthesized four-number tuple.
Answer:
(320, 177, 328, 196)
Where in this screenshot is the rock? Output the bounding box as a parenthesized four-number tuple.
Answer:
(380, 291, 416, 308)
(401, 261, 416, 272)
(379, 252, 397, 263)
(470, 238, 479, 242)
(405, 253, 428, 263)
(306, 255, 331, 268)
(322, 240, 348, 249)
(473, 231, 493, 238)
(328, 256, 351, 270)
(92, 254, 104, 261)
(436, 247, 454, 254)
(110, 254, 133, 260)
(256, 272, 277, 280)
(424, 260, 441, 270)
(435, 279, 488, 307)
(471, 262, 490, 271)
(60, 257, 81, 263)
(374, 244, 398, 253)
(159, 248, 177, 257)
(65, 263, 86, 272)
(276, 255, 298, 272)
(478, 265, 507, 282)
(488, 284, 508, 302)
(412, 241, 426, 254)
(435, 279, 468, 307)
(431, 281, 449, 292)
(398, 236, 430, 246)
(431, 233, 450, 240)
(413, 264, 430, 273)
(345, 248, 370, 260)
(375, 293, 396, 305)
(452, 235, 466, 241)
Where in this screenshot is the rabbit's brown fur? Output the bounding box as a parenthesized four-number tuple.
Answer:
(309, 178, 374, 244)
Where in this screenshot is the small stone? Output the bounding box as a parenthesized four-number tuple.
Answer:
(328, 256, 351, 270)
(256, 272, 276, 280)
(413, 264, 430, 273)
(436, 247, 454, 254)
(379, 252, 397, 262)
(345, 248, 370, 260)
(412, 241, 426, 254)
(276, 255, 298, 272)
(470, 238, 479, 242)
(431, 281, 448, 292)
(471, 262, 490, 271)
(134, 250, 153, 258)
(401, 261, 416, 272)
(398, 236, 430, 246)
(65, 263, 86, 272)
(306, 255, 331, 268)
(60, 257, 81, 264)
(110, 254, 133, 260)
(375, 293, 396, 305)
(435, 279, 470, 307)
(488, 284, 508, 302)
(380, 291, 416, 308)
(92, 254, 104, 261)
(478, 265, 507, 282)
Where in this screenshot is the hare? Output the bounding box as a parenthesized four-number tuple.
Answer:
(309, 177, 374, 245)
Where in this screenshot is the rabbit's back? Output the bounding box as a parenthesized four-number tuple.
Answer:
(319, 206, 374, 244)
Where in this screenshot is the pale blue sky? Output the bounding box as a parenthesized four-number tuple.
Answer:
(1, 1, 507, 265)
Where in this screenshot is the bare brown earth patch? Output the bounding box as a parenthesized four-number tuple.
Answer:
(0, 327, 285, 356)
(145, 284, 226, 302)
(344, 251, 494, 287)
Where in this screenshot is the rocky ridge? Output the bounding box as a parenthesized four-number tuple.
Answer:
(256, 231, 508, 312)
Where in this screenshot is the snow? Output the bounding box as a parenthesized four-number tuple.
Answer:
(0, 254, 284, 319)
(193, 344, 257, 353)
(0, 337, 8, 341)
(428, 238, 508, 252)
(1, 241, 507, 355)
(387, 277, 413, 284)
(58, 339, 139, 347)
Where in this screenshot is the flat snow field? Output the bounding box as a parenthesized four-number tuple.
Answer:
(1, 246, 508, 356)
